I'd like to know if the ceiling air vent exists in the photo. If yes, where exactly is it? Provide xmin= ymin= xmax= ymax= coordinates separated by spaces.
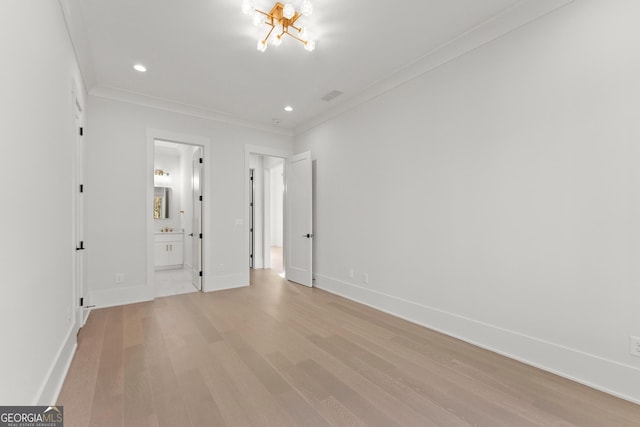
xmin=321 ymin=90 xmax=343 ymax=102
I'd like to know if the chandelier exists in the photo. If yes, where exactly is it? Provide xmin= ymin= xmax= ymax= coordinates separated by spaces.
xmin=242 ymin=1 xmax=316 ymax=52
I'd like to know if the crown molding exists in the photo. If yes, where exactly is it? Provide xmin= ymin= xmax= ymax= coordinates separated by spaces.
xmin=294 ymin=0 xmax=576 ymax=136
xmin=90 ymin=85 xmax=295 ymax=137
xmin=58 ymin=0 xmax=96 ymax=93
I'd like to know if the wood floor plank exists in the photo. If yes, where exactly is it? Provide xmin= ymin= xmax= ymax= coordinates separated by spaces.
xmin=88 ymin=307 xmax=124 ymax=427
xmin=297 ymin=358 xmax=403 ymax=427
xmin=201 ymin=351 xmax=257 ymax=427
xmin=57 ymin=309 xmax=108 ymax=427
xmin=208 ymin=340 xmax=299 ymax=426
xmin=59 ymin=269 xmax=640 ymax=427
xmin=309 ymin=334 xmax=471 ymax=427
xmin=143 ymin=312 xmax=192 ymax=427
xmin=176 ymin=369 xmax=226 ymax=427
xmin=123 ymin=344 xmax=154 ymax=426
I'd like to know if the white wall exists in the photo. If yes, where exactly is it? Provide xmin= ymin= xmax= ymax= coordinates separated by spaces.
xmin=85 ymin=96 xmax=293 ymax=306
xmin=295 ymin=0 xmax=640 ymax=403
xmin=0 ymin=1 xmax=85 ymax=404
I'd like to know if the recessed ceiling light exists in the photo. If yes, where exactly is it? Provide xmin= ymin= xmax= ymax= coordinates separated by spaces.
xmin=133 ymin=64 xmax=147 ymax=72
xmin=284 ymin=106 xmax=293 ymax=112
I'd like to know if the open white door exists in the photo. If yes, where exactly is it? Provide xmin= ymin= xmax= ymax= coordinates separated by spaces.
xmin=286 ymin=151 xmax=313 ymax=287
xmin=192 ymin=147 xmax=203 ymax=290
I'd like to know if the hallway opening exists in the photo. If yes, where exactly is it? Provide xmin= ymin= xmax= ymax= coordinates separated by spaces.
xmin=249 ymin=154 xmax=284 ymax=277
xmin=153 ymin=139 xmax=204 ymax=297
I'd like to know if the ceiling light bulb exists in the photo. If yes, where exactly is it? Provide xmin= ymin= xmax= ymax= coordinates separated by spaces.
xmin=257 ymin=39 xmax=268 ymax=52
xmin=284 ymin=106 xmax=293 ymax=112
xmin=133 ymin=64 xmax=147 ymax=72
xmin=299 ymin=26 xmax=308 ymax=39
xmin=272 ymin=35 xmax=283 ymax=46
xmin=241 ymin=0 xmax=254 ymax=15
xmin=301 ymin=0 xmax=313 ymax=16
xmin=304 ymin=40 xmax=316 ymax=52
xmin=252 ymin=13 xmax=263 ymax=26
xmin=283 ymin=3 xmax=295 ymax=19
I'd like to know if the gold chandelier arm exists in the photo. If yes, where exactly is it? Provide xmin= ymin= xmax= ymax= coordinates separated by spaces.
xmin=283 ymin=29 xmax=308 ymax=44
xmin=250 ymin=2 xmax=314 ymax=50
xmin=262 ymin=24 xmax=276 ymax=43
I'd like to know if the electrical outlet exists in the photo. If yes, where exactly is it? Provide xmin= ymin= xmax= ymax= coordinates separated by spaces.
xmin=115 ymin=273 xmax=124 ymax=284
xmin=630 ymin=336 xmax=640 ymax=357
xmin=362 ymin=273 xmax=369 ymax=284
xmin=348 ymin=268 xmax=354 ymax=279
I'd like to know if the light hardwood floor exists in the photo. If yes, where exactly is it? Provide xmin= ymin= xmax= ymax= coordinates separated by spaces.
xmin=58 ymin=269 xmax=640 ymax=426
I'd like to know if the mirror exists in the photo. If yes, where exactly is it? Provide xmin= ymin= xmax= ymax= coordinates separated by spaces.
xmin=154 ymin=187 xmax=171 ymax=219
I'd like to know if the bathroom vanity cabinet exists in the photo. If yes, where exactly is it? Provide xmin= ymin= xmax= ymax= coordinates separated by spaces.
xmin=154 ymin=232 xmax=184 ymax=269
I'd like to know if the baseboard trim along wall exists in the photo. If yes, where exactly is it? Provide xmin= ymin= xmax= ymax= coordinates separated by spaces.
xmin=314 ymin=274 xmax=640 ymax=405
xmin=90 ymin=284 xmax=153 ymax=309
xmin=35 ymin=324 xmax=77 ymax=405
xmin=207 ymin=273 xmax=247 ymax=292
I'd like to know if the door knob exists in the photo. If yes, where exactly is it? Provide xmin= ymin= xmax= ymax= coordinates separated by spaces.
xmin=302 ymin=233 xmax=313 ymax=238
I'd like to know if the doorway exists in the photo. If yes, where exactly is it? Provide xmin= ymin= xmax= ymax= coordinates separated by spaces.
xmin=249 ymin=154 xmax=285 ymax=276
xmin=153 ymin=139 xmax=204 ymax=297
xmin=245 ymin=145 xmax=313 ymax=288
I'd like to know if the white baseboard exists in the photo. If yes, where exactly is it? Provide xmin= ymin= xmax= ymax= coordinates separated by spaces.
xmin=90 ymin=284 xmax=153 ymax=309
xmin=34 ymin=324 xmax=77 ymax=405
xmin=89 ymin=272 xmax=248 ymax=307
xmin=206 ymin=273 xmax=248 ymax=292
xmin=314 ymin=274 xmax=640 ymax=405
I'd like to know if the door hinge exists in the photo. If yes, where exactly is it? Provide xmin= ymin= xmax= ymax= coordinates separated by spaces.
xmin=76 ymin=241 xmax=85 ymax=251
xmin=199 ymin=271 xmax=203 ymax=277
xmin=199 ymin=233 xmax=203 ymax=239
xmin=79 ymin=184 xmax=84 ymax=193
xmin=250 ymin=228 xmax=253 ymax=232
xmin=79 ymin=127 xmax=84 ymax=136
xmin=250 ymin=176 xmax=253 ymax=181
xmin=199 ymin=195 xmax=203 ymax=202
xmin=199 ymin=157 xmax=203 ymax=164
xmin=80 ymin=297 xmax=83 ymax=307
xmin=250 ymin=202 xmax=253 ymax=207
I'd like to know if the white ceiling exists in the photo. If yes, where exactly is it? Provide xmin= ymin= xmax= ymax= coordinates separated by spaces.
xmin=61 ymin=0 xmax=572 ymax=134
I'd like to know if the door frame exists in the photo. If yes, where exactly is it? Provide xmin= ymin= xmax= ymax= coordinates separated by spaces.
xmin=191 ymin=146 xmax=204 ymax=290
xmin=244 ymin=145 xmax=293 ymax=282
xmin=71 ymin=81 xmax=86 ymax=331
xmin=249 ymin=168 xmax=255 ymax=268
xmin=146 ymin=129 xmax=211 ymax=295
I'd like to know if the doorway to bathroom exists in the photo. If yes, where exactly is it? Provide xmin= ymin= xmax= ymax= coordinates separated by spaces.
xmin=249 ymin=154 xmax=285 ymax=276
xmin=153 ymin=139 xmax=204 ymax=297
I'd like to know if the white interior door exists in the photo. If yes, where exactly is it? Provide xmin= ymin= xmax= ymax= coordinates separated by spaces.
xmin=192 ymin=147 xmax=203 ymax=290
xmin=286 ymin=151 xmax=313 ymax=286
